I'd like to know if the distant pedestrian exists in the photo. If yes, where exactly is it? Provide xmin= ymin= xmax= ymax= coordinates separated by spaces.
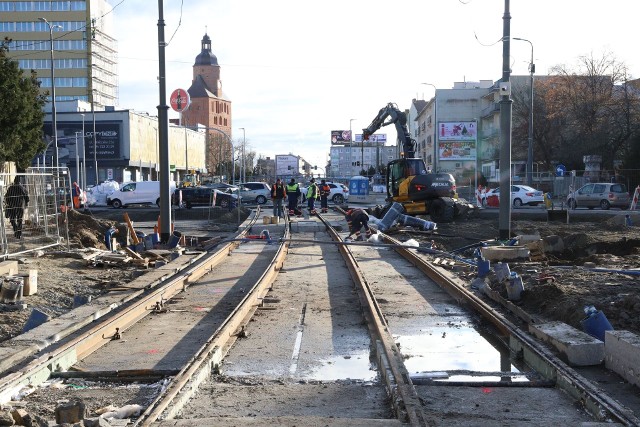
xmin=286 ymin=178 xmax=301 ymax=215
xmin=271 ymin=178 xmax=287 ymax=218
xmin=319 ymin=179 xmax=331 ymax=213
xmin=345 ymin=208 xmax=372 ymax=241
xmin=306 ymin=178 xmax=319 ymax=214
xmin=72 ymin=181 xmax=83 ymax=209
xmin=4 ymin=176 xmax=29 ymax=239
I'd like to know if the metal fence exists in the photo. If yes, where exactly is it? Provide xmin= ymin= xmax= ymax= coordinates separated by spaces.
xmin=0 ymin=170 xmax=69 ymax=258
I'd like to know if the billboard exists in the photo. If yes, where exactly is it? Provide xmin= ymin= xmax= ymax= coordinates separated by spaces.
xmin=438 ymin=121 xmax=477 ymax=141
xmin=331 ymin=130 xmax=352 ymax=145
xmin=438 ymin=141 xmax=477 ymax=161
xmin=353 ymin=134 xmax=387 ymax=145
xmin=44 ymin=122 xmax=121 ymax=160
xmin=437 ymin=121 xmax=477 ymax=161
xmin=275 ymin=154 xmax=299 ymax=177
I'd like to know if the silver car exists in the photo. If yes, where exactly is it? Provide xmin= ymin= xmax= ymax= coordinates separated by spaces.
xmin=567 ymin=182 xmax=630 ymax=210
xmin=237 ymin=182 xmax=271 ymax=204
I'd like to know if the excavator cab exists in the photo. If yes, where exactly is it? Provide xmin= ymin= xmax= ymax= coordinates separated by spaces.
xmin=387 ymin=158 xmax=427 ymax=199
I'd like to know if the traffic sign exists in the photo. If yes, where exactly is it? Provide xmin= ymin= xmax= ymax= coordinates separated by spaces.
xmin=556 ymin=164 xmax=566 ymax=177
xmin=170 ymin=88 xmax=190 ymax=112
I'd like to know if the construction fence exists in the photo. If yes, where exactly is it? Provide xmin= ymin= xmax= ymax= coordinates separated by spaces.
xmin=0 ymin=169 xmax=70 ymax=258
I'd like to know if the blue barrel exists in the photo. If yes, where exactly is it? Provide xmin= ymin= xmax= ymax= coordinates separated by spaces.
xmin=580 ymin=310 xmax=614 ymax=341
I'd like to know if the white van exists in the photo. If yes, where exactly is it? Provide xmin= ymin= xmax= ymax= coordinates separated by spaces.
xmin=107 ymin=181 xmax=176 ymax=208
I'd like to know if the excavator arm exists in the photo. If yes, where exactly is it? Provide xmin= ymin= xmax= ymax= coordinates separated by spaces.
xmin=362 ymin=102 xmax=416 ymax=158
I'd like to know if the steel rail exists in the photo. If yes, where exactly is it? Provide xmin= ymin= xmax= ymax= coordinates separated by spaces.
xmin=380 ymin=230 xmax=640 ymax=425
xmin=315 ymin=212 xmax=429 ymax=427
xmin=136 ymin=215 xmax=291 ymax=424
xmin=0 ymin=207 xmax=262 ymax=404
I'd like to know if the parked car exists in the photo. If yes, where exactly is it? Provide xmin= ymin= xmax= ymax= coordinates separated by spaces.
xmin=481 ymin=185 xmax=544 ymax=207
xmin=174 ymin=187 xmax=238 ymax=209
xmin=567 ymin=182 xmax=630 ymax=210
xmin=107 ymin=181 xmax=176 ymax=208
xmin=236 ymin=182 xmax=271 ymax=204
xmin=299 ymin=181 xmax=350 ymax=204
xmin=204 ymin=182 xmax=239 ymax=192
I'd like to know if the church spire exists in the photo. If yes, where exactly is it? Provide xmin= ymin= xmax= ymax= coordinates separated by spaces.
xmin=194 ymin=33 xmax=218 ymax=66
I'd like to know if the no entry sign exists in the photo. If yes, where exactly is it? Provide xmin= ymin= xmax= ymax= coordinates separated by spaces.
xmin=170 ymin=88 xmax=190 ymax=112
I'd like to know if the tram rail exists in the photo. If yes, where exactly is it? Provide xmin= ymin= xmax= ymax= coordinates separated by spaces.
xmin=0 ymin=206 xmax=638 ymax=425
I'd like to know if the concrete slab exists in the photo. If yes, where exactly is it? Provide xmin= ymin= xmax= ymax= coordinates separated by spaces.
xmin=604 ymin=330 xmax=640 ymax=387
xmin=529 ymin=321 xmax=604 ymax=366
xmin=290 ymin=220 xmax=326 ymax=233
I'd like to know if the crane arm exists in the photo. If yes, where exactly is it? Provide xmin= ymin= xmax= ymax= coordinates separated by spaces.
xmin=362 ymin=102 xmax=416 ymax=158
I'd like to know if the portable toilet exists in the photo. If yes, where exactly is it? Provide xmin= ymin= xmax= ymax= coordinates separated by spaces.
xmin=349 ymin=176 xmax=370 ymax=202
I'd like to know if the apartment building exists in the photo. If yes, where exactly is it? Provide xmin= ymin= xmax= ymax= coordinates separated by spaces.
xmin=0 ymin=0 xmax=118 ymax=108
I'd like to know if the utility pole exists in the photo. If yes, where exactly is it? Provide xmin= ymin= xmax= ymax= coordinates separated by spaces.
xmin=498 ymin=0 xmax=513 ymax=240
xmin=156 ymin=0 xmax=171 ymax=242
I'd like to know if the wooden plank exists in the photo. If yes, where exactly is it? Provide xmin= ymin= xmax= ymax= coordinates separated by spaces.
xmin=123 ymin=212 xmax=140 ymax=244
xmin=124 ymin=247 xmax=144 ymax=260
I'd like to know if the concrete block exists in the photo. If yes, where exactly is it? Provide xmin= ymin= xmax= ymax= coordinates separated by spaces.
xmin=529 ymin=321 xmax=605 ymax=366
xmin=19 ymin=269 xmax=37 ymax=296
xmin=604 ymin=330 xmax=640 ymax=387
xmin=84 ymin=416 xmax=112 ymax=427
xmin=480 ymin=246 xmax=530 ymax=261
xmin=516 ymin=233 xmax=541 ymax=244
xmin=0 ymin=260 xmax=18 ymax=276
xmin=55 ymin=400 xmax=86 ymax=424
xmin=11 ymin=408 xmax=31 ymax=426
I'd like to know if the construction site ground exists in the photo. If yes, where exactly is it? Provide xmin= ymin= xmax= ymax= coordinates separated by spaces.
xmin=2 ymin=207 xmax=639 ymax=344
xmin=0 ymin=205 xmax=639 ymax=424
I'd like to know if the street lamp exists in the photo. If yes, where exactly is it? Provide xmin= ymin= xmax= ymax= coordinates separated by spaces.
xmin=349 ymin=118 xmax=357 ymax=175
xmin=239 ymin=127 xmax=246 ymax=183
xmin=39 ymin=17 xmax=62 ymax=171
xmin=513 ymin=37 xmax=535 ymax=186
xmin=74 ymin=132 xmax=82 ymax=185
xmin=91 ymin=89 xmax=98 ymax=185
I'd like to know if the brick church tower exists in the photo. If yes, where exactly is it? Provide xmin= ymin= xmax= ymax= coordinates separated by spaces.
xmin=182 ymin=33 xmax=232 ymax=176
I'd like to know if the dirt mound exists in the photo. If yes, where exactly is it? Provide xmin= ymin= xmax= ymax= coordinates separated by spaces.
xmin=66 ymin=209 xmax=120 ymax=250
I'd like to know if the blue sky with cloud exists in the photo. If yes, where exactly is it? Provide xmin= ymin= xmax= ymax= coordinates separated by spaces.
xmin=113 ymin=0 xmax=639 ymax=169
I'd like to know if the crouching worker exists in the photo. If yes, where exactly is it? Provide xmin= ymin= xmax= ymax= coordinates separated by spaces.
xmin=345 ymin=208 xmax=373 ymax=241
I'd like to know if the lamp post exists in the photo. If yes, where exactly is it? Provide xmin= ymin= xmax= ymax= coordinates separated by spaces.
xmin=421 ymin=83 xmax=437 ymax=171
xmin=349 ymin=118 xmax=356 ymax=175
xmin=239 ymin=127 xmax=245 ymax=183
xmin=513 ymin=37 xmax=535 ymax=186
xmin=91 ymin=89 xmax=98 ymax=185
xmin=39 ymin=17 xmax=62 ymax=171
xmin=74 ymin=132 xmax=82 ymax=185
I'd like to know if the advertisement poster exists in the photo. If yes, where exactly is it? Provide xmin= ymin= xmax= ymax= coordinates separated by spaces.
xmin=438 ymin=141 xmax=477 ymax=161
xmin=331 ymin=130 xmax=352 ymax=145
xmin=439 ymin=122 xmax=477 ymax=141
xmin=353 ymin=134 xmax=387 ymax=145
xmin=44 ymin=122 xmax=121 ymax=160
xmin=275 ymin=154 xmax=299 ymax=176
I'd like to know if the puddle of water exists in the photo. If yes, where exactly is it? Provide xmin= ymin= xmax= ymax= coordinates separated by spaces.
xmin=398 ymin=322 xmax=522 ymax=379
xmin=306 ymin=351 xmax=377 ymax=381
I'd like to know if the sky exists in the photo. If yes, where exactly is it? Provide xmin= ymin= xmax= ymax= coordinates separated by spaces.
xmin=111 ymin=0 xmax=639 ymax=170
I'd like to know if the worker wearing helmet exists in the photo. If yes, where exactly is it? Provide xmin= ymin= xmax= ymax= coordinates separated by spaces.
xmin=345 ymin=208 xmax=373 ymax=241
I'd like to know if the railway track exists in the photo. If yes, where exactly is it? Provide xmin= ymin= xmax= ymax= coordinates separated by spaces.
xmin=0 ymin=206 xmax=638 ymax=426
